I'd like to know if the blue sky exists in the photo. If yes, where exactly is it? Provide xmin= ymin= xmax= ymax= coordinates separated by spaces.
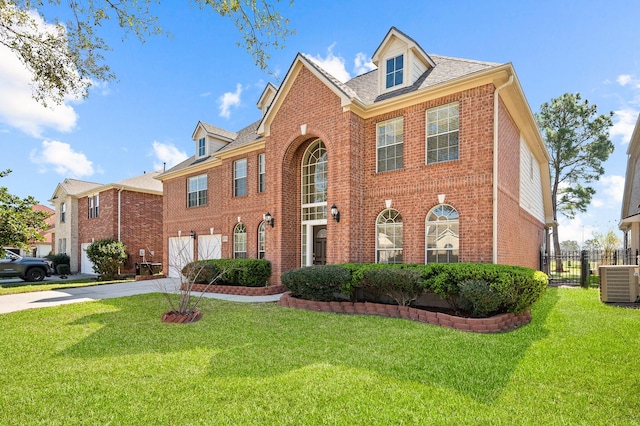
xmin=1 ymin=0 xmax=638 ymax=246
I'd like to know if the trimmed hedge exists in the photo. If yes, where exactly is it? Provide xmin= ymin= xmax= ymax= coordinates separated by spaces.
xmin=182 ymin=259 xmax=271 ymax=287
xmin=281 ymin=265 xmax=351 ymax=302
xmin=281 ymin=262 xmax=547 ymax=317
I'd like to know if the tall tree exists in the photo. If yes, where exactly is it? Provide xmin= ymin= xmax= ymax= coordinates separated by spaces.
xmin=536 ymin=93 xmax=614 ymax=271
xmin=0 ymin=169 xmax=51 ymax=254
xmin=0 ymin=0 xmax=294 ymax=106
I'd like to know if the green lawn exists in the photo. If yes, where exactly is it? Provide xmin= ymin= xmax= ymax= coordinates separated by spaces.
xmin=0 ymin=277 xmax=135 ymax=295
xmin=0 ymin=288 xmax=638 ymax=425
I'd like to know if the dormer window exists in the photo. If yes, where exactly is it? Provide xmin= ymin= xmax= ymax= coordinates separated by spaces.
xmin=197 ymin=137 xmax=206 ymax=157
xmin=385 ymin=54 xmax=404 ymax=89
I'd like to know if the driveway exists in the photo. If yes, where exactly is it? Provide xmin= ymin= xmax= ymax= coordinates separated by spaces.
xmin=0 ymin=277 xmax=282 ymax=314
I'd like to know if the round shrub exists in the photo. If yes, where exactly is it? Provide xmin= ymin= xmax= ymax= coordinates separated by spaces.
xmin=281 ymin=265 xmax=351 ymax=301
xmin=459 ymin=279 xmax=502 ymax=317
xmin=361 ymin=268 xmax=424 ymax=306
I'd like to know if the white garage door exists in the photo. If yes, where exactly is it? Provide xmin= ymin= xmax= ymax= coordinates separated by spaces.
xmin=167 ymin=236 xmax=194 ymax=278
xmin=198 ymin=234 xmax=222 ymax=260
xmin=80 ymin=242 xmax=97 ymax=275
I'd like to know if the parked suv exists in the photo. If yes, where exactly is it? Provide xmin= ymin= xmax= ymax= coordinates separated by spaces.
xmin=0 ymin=251 xmax=54 ymax=282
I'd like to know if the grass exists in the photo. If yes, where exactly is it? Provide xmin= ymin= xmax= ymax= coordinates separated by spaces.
xmin=0 ymin=277 xmax=135 ymax=296
xmin=0 ymin=288 xmax=639 ymax=425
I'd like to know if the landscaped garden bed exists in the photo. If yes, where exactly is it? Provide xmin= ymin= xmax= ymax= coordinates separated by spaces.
xmin=280 ymin=262 xmax=546 ymax=332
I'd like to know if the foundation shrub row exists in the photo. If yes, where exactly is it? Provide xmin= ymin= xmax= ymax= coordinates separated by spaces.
xmin=280 ymin=263 xmax=547 ymax=318
xmin=182 ymin=259 xmax=271 ymax=287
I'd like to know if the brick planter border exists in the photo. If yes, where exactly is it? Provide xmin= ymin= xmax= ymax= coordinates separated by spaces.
xmin=278 ymin=292 xmax=531 ymax=333
xmin=186 ymin=283 xmax=286 ymax=296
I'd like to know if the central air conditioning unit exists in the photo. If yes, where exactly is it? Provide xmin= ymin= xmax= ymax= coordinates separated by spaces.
xmin=599 ymin=265 xmax=639 ymax=303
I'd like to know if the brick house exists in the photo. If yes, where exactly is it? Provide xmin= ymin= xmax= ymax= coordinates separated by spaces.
xmin=157 ymin=27 xmax=553 ymax=282
xmin=74 ymin=172 xmax=163 ymax=275
xmin=49 ymin=179 xmax=103 ymax=272
xmin=620 ymin=113 xmax=640 ymax=256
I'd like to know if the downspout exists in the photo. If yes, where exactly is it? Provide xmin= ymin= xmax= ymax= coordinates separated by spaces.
xmin=493 ymin=75 xmax=514 ymax=264
xmin=117 ymin=186 xmax=124 ymax=275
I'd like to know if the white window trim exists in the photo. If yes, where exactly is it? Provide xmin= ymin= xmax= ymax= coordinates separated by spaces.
xmin=234 ymin=158 xmax=248 ymax=197
xmin=426 ymin=102 xmax=460 ymax=165
xmin=197 ymin=137 xmax=207 ymax=158
xmin=187 ymin=174 xmax=208 ymax=208
xmin=376 ymin=116 xmax=404 ymax=173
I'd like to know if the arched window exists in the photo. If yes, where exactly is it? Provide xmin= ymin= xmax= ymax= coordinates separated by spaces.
xmin=257 ymin=221 xmax=266 ymax=259
xmin=425 ymin=204 xmax=459 ymax=263
xmin=234 ymin=223 xmax=247 ymax=259
xmin=302 ymin=139 xmax=328 ymax=219
xmin=376 ymin=209 xmax=402 ymax=264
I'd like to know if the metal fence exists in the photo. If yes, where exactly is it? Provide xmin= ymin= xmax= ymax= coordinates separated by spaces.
xmin=540 ymin=249 xmax=636 ymax=286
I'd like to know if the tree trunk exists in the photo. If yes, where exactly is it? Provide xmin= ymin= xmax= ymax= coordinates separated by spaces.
xmin=552 ymin=223 xmax=564 ymax=272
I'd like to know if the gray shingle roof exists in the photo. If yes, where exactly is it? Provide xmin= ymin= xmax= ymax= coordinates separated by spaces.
xmin=345 ymin=54 xmax=501 ymax=105
xmin=113 ymin=170 xmax=163 ymax=192
xmin=199 ymin=122 xmax=237 ymax=141
xmin=60 ymin=179 xmax=102 ymax=196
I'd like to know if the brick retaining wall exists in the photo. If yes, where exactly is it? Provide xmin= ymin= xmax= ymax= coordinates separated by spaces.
xmin=278 ymin=292 xmax=531 ymax=333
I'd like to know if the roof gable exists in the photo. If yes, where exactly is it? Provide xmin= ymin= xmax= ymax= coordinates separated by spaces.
xmin=371 ymin=26 xmax=435 ymax=69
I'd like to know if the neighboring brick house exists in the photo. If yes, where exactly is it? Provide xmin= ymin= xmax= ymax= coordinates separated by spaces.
xmin=74 ymin=172 xmax=164 ymax=275
xmin=620 ymin=113 xmax=640 ymax=258
xmin=49 ymin=179 xmax=102 ymax=272
xmin=157 ymin=27 xmax=553 ymax=282
xmin=29 ymin=205 xmax=55 ymax=257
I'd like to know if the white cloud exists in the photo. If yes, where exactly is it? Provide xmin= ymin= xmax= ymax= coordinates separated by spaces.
xmin=617 ymin=74 xmax=632 ymax=86
xmin=354 ymin=52 xmax=376 ymax=76
xmin=30 ymin=140 xmax=94 ymax=177
xmin=0 ymin=11 xmax=80 ymax=137
xmin=305 ymin=43 xmax=351 ymax=83
xmin=610 ymin=107 xmax=639 ymax=143
xmin=218 ymin=84 xmax=243 ymax=119
xmin=594 ymin=175 xmax=625 ymax=207
xmin=151 ymin=141 xmax=188 ymax=171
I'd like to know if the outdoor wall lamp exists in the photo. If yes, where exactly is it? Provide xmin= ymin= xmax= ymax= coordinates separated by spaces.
xmin=190 ymin=230 xmax=196 ymax=239
xmin=330 ymin=204 xmax=340 ymax=222
xmin=264 ymin=212 xmax=274 ymax=227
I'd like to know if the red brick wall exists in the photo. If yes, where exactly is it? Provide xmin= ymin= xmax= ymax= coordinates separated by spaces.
xmin=496 ymin=99 xmax=545 ymax=269
xmin=78 ymin=188 xmax=163 ymax=274
xmin=161 ymin=66 xmax=545 ymax=283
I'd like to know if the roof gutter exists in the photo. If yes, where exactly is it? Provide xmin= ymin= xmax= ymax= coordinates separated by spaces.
xmin=493 ymin=75 xmax=514 ymax=264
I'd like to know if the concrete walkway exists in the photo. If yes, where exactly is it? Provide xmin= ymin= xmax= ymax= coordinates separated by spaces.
xmin=0 ymin=277 xmax=283 ymax=314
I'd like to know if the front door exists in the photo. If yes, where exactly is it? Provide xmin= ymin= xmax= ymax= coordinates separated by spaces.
xmin=313 ymin=226 xmax=327 ymax=265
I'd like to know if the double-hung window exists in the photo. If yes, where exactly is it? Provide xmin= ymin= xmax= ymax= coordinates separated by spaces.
xmin=88 ymin=195 xmax=99 ymax=218
xmin=258 ymin=153 xmax=266 ymax=193
xmin=187 ymin=174 xmax=208 ymax=207
xmin=197 ymin=137 xmax=206 ymax=157
xmin=385 ymin=54 xmax=404 ymax=89
xmin=426 ymin=102 xmax=459 ymax=164
xmin=234 ymin=159 xmax=247 ymax=197
xmin=376 ymin=117 xmax=404 ymax=172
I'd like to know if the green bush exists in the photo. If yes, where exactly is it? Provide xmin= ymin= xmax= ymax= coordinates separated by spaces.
xmin=46 ymin=253 xmax=70 ymax=271
xmin=56 ymin=263 xmax=70 ymax=277
xmin=85 ymin=238 xmax=127 ymax=280
xmin=281 ymin=265 xmax=351 ymax=301
xmin=459 ymin=279 xmax=502 ymax=317
xmin=361 ymin=268 xmax=424 ymax=306
xmin=182 ymin=259 xmax=271 ymax=287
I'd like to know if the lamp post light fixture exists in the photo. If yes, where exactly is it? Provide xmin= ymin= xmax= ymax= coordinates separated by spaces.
xmin=190 ymin=230 xmax=196 ymax=239
xmin=264 ymin=212 xmax=274 ymax=227
xmin=330 ymin=204 xmax=340 ymax=222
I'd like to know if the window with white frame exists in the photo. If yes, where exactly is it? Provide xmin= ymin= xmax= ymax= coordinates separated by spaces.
xmin=426 ymin=102 xmax=459 ymax=164
xmin=198 ymin=137 xmax=206 ymax=157
xmin=187 ymin=174 xmax=208 ymax=208
xmin=385 ymin=54 xmax=404 ymax=89
xmin=257 ymin=221 xmax=266 ymax=259
xmin=58 ymin=238 xmax=67 ymax=254
xmin=376 ymin=208 xmax=403 ymax=264
xmin=234 ymin=158 xmax=247 ymax=197
xmin=425 ymin=204 xmax=459 ymax=264
xmin=258 ymin=153 xmax=266 ymax=193
xmin=60 ymin=202 xmax=66 ymax=223
xmin=88 ymin=195 xmax=99 ymax=218
xmin=234 ymin=223 xmax=247 ymax=258
xmin=377 ymin=117 xmax=404 ymax=172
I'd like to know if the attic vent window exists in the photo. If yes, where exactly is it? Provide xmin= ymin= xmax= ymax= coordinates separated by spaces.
xmin=198 ymin=138 xmax=206 ymax=157
xmin=385 ymin=54 xmax=404 ymax=89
